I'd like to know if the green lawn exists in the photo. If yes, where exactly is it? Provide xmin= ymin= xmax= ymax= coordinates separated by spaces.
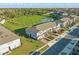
xmin=3 ymin=15 xmax=44 ymax=55
xmin=4 ymin=15 xmax=44 ymax=30
xmin=9 ymin=36 xmax=43 ymax=55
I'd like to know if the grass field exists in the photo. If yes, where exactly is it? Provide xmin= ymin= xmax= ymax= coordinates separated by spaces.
xmin=4 ymin=15 xmax=44 ymax=30
xmin=3 ymin=15 xmax=44 ymax=55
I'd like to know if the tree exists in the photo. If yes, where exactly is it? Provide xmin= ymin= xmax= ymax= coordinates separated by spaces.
xmin=46 ymin=13 xmax=63 ymax=21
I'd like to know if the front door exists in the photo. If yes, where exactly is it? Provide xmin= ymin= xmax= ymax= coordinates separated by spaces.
xmin=9 ymin=47 xmax=11 ymax=51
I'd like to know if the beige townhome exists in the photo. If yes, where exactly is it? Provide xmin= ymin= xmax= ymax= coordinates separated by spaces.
xmin=59 ymin=17 xmax=74 ymax=27
xmin=25 ymin=22 xmax=56 ymax=40
xmin=0 ymin=25 xmax=21 ymax=55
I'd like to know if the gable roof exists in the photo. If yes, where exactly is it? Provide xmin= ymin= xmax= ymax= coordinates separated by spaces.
xmin=0 ymin=25 xmax=20 ymax=45
xmin=60 ymin=17 xmax=70 ymax=22
xmin=59 ymin=16 xmax=74 ymax=24
xmin=28 ymin=22 xmax=56 ymax=33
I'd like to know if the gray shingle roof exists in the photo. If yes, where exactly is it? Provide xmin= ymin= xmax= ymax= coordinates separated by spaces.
xmin=28 ymin=22 xmax=56 ymax=33
xmin=0 ymin=25 xmax=20 ymax=45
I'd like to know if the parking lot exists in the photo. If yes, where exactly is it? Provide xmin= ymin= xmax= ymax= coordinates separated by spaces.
xmin=42 ymin=25 xmax=79 ymax=55
xmin=42 ymin=38 xmax=71 ymax=55
xmin=68 ymin=27 xmax=79 ymax=37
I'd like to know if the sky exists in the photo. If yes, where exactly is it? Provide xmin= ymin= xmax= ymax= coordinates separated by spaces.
xmin=0 ymin=3 xmax=79 ymax=8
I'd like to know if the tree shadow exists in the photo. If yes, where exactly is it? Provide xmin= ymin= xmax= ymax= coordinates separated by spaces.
xmin=14 ymin=27 xmax=31 ymax=38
